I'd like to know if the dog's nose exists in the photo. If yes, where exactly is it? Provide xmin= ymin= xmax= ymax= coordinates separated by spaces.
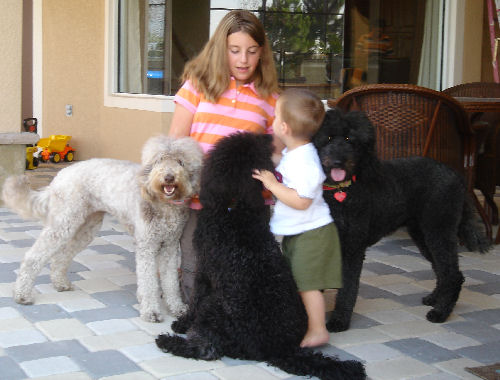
xmin=333 ymin=160 xmax=343 ymax=167
xmin=165 ymin=174 xmax=175 ymax=183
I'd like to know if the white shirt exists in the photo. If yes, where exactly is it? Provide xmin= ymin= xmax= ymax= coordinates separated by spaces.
xmin=270 ymin=143 xmax=333 ymax=235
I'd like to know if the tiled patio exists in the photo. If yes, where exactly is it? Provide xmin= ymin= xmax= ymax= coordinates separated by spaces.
xmin=0 ymin=162 xmax=499 ymax=379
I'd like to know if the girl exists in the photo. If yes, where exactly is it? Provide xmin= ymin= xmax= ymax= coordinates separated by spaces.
xmin=168 ymin=10 xmax=282 ymax=302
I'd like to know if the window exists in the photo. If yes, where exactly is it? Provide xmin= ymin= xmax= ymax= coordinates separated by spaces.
xmin=114 ymin=0 xmax=345 ymax=99
xmin=116 ymin=0 xmax=209 ymax=96
xmin=109 ymin=0 xmax=444 ymax=104
xmin=342 ymin=0 xmax=444 ymax=91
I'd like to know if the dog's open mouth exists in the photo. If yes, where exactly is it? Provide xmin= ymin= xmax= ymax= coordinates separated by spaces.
xmin=163 ymin=184 xmax=177 ymax=196
xmin=331 ymin=168 xmax=346 ymax=182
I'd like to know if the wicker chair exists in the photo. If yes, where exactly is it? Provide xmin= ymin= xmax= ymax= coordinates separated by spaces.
xmin=331 ymin=83 xmax=492 ymax=240
xmin=443 ymin=82 xmax=500 ymax=239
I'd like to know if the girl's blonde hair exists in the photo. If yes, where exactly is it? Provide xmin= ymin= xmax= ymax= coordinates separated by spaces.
xmin=181 ymin=10 xmax=279 ymax=103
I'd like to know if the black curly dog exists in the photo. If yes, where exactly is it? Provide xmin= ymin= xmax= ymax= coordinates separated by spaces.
xmin=156 ymin=132 xmax=366 ymax=380
xmin=313 ymin=109 xmax=491 ymax=332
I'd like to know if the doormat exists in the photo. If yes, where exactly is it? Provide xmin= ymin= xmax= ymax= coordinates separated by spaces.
xmin=465 ymin=363 xmax=500 ymax=380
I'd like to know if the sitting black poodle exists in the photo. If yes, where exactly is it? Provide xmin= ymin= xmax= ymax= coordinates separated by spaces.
xmin=313 ymin=109 xmax=491 ymax=332
xmin=156 ymin=132 xmax=366 ymax=380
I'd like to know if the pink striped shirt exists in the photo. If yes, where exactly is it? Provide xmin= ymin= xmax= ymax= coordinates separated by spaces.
xmin=174 ymin=77 xmax=278 ymax=153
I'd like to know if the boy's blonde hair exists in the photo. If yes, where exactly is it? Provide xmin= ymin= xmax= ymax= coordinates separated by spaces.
xmin=278 ymin=88 xmax=325 ymax=139
xmin=181 ymin=10 xmax=278 ymax=103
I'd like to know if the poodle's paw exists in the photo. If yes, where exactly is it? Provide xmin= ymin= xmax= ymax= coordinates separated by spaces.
xmin=171 ymin=316 xmax=190 ymax=334
xmin=426 ymin=308 xmax=448 ymax=323
xmin=156 ymin=333 xmax=176 ymax=352
xmin=53 ymin=282 xmax=74 ymax=292
xmin=326 ymin=315 xmax=350 ymax=332
xmin=141 ymin=309 xmax=164 ymax=323
xmin=422 ymin=293 xmax=437 ymax=306
xmin=14 ymin=292 xmax=34 ymax=305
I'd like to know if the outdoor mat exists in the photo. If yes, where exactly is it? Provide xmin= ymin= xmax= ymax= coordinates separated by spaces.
xmin=465 ymin=363 xmax=500 ymax=380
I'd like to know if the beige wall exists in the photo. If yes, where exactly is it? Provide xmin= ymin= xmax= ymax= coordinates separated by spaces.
xmin=0 ymin=0 xmax=22 ymax=133
xmin=42 ymin=0 xmax=171 ymax=162
xmin=462 ymin=0 xmax=483 ymax=83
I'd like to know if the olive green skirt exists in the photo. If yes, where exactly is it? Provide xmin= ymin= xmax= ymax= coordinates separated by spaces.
xmin=282 ymin=222 xmax=342 ymax=291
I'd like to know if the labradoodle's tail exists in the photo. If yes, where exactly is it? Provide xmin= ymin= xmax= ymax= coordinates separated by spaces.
xmin=459 ymin=198 xmax=491 ymax=253
xmin=1 ymin=175 xmax=50 ymax=223
xmin=268 ymin=348 xmax=366 ymax=380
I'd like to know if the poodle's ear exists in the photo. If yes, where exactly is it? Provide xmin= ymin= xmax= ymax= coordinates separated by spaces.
xmin=137 ymin=164 xmax=157 ymax=203
xmin=346 ymin=111 xmax=376 ymax=151
xmin=171 ymin=137 xmax=204 ymax=192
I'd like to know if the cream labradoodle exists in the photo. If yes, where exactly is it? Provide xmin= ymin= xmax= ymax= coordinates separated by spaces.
xmin=1 ymin=135 xmax=203 ymax=323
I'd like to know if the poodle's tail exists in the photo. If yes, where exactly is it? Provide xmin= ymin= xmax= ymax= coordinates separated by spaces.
xmin=458 ymin=198 xmax=491 ymax=253
xmin=1 ymin=175 xmax=50 ymax=223
xmin=267 ymin=348 xmax=366 ymax=380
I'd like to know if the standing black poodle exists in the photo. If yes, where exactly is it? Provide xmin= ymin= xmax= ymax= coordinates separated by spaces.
xmin=313 ymin=109 xmax=491 ymax=332
xmin=156 ymin=132 xmax=366 ymax=380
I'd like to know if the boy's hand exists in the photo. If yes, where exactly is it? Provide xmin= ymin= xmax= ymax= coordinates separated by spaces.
xmin=253 ymin=169 xmax=312 ymax=210
xmin=252 ymin=169 xmax=277 ymax=190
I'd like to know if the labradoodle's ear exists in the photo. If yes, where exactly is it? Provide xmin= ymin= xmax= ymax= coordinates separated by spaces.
xmin=171 ymin=137 xmax=204 ymax=188
xmin=138 ymin=164 xmax=156 ymax=203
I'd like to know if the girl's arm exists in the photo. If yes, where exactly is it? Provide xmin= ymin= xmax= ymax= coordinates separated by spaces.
xmin=252 ymin=169 xmax=312 ymax=210
xmin=168 ymin=104 xmax=194 ymax=137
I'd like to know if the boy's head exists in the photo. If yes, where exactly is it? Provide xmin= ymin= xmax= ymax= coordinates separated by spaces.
xmin=276 ymin=88 xmax=325 ymax=140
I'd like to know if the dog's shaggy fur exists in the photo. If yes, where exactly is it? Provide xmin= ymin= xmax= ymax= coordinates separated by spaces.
xmin=313 ymin=109 xmax=491 ymax=332
xmin=155 ymin=132 xmax=366 ymax=380
xmin=1 ymin=135 xmax=203 ymax=323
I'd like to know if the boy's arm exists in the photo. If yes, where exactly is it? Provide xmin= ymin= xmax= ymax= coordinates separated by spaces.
xmin=252 ymin=169 xmax=312 ymax=210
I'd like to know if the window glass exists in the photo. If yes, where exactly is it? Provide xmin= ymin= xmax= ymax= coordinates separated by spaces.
xmin=343 ymin=0 xmax=443 ymax=91
xmin=211 ymin=1 xmax=345 ymax=99
xmin=117 ymin=0 xmax=209 ymax=96
xmin=114 ymin=0 xmax=442 ymax=99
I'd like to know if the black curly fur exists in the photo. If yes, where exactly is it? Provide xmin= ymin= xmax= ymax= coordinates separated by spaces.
xmin=313 ymin=109 xmax=491 ymax=332
xmin=156 ymin=132 xmax=366 ymax=380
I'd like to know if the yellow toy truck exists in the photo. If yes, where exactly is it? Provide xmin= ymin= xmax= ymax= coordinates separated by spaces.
xmin=37 ymin=135 xmax=75 ymax=163
xmin=26 ymin=146 xmax=39 ymax=170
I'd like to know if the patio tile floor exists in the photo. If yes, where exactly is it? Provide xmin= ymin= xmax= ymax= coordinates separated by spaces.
xmin=0 ymin=162 xmax=498 ymax=379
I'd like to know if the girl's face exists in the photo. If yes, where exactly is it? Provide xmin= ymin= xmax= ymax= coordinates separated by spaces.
xmin=227 ymin=31 xmax=262 ymax=87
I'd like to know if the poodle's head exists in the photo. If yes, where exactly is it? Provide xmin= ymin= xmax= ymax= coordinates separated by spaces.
xmin=199 ymin=132 xmax=275 ymax=210
xmin=139 ymin=135 xmax=203 ymax=205
xmin=313 ymin=108 xmax=376 ymax=183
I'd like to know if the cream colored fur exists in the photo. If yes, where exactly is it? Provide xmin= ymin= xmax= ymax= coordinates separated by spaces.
xmin=1 ymin=135 xmax=203 ymax=322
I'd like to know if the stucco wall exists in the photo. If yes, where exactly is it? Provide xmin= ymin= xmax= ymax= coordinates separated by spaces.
xmin=0 ymin=0 xmax=22 ymax=133
xmin=42 ymin=0 xmax=171 ymax=162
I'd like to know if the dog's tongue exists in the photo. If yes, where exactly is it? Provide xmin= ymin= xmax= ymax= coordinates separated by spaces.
xmin=331 ymin=168 xmax=346 ymax=182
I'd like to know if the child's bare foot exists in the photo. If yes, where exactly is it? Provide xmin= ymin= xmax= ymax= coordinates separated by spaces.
xmin=300 ymin=329 xmax=330 ymax=347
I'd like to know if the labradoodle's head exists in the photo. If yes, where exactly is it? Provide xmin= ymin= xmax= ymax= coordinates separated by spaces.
xmin=139 ymin=135 xmax=203 ymax=205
